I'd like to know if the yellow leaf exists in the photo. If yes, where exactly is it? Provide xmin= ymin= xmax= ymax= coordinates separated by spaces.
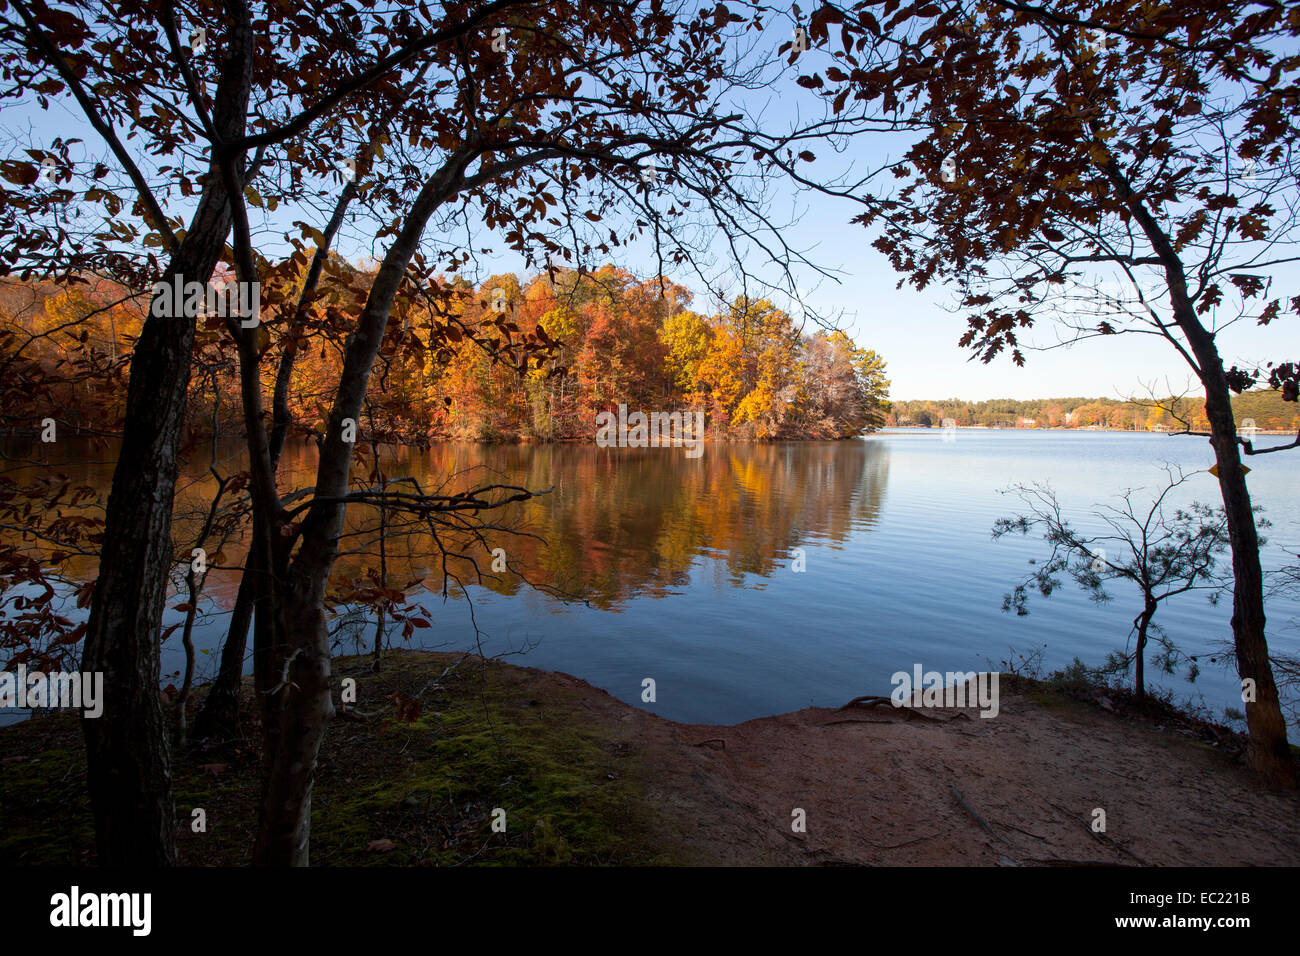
xmin=1208 ymin=463 xmax=1251 ymax=477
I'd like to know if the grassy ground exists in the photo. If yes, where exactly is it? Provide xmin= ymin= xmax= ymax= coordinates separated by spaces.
xmin=0 ymin=650 xmax=689 ymax=866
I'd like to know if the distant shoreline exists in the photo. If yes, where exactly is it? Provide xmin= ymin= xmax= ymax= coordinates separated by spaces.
xmin=881 ymin=425 xmax=1298 ymax=436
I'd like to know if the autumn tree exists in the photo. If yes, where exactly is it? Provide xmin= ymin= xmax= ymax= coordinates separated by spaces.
xmin=526 ymin=295 xmax=587 ymax=437
xmin=832 ymin=329 xmax=891 ymax=430
xmin=200 ymin=0 xmax=878 ymax=864
xmin=2 ymin=0 xmax=275 ymax=863
xmin=695 ymin=297 xmax=797 ymax=434
xmin=809 ymin=0 xmax=1300 ymax=785
xmin=576 ymin=275 xmax=676 ymax=417
xmin=789 ymin=330 xmax=889 ymax=436
xmin=659 ymin=307 xmax=714 ymax=398
xmin=2 ymin=0 xmax=605 ymax=863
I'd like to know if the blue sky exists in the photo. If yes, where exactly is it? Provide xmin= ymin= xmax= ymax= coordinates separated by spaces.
xmin=752 ymin=186 xmax=1299 ymax=402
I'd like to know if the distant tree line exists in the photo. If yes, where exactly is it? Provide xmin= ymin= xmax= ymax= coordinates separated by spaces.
xmin=888 ymin=393 xmax=1298 ymax=433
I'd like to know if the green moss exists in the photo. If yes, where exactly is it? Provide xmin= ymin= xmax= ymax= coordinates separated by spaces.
xmin=307 ymin=653 xmax=676 ymax=865
xmin=1 ymin=651 xmax=684 ymax=866
xmin=0 ymin=721 xmax=94 ymax=865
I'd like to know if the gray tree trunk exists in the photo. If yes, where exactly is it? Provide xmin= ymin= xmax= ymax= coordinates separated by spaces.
xmin=80 ymin=1 xmax=256 ymax=863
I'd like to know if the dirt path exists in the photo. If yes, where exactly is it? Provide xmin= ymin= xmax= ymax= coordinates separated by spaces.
xmin=535 ymin=668 xmax=1300 ymax=866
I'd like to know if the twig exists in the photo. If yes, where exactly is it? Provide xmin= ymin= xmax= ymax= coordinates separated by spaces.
xmin=951 ymin=784 xmax=1007 ymax=844
xmin=997 ymin=821 xmax=1049 ymax=841
xmin=864 ymin=831 xmax=941 ymax=849
xmin=1048 ymin=800 xmax=1150 ymax=865
xmin=1023 ymin=858 xmax=1134 ymax=867
xmin=263 ymin=648 xmax=305 ymax=696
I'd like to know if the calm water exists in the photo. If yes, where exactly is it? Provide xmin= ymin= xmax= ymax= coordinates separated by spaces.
xmin=6 ymin=429 xmax=1300 ymax=727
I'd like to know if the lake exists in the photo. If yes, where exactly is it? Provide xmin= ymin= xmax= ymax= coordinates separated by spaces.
xmin=5 ymin=429 xmax=1300 ymax=728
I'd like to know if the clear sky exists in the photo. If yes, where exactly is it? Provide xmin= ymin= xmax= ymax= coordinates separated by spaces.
xmin=764 ymin=189 xmax=1299 ymax=402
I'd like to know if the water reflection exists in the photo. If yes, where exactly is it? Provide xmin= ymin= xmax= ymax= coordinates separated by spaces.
xmin=3 ymin=438 xmax=891 ymax=613
xmin=298 ymin=440 xmax=890 ymax=610
xmin=6 ymin=432 xmax=1300 ymax=726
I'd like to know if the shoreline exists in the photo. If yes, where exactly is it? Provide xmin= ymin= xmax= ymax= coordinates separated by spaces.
xmin=8 ymin=422 xmax=1297 ymax=446
xmin=882 ymin=425 xmax=1300 ymax=435
xmin=2 ymin=649 xmax=1296 ymax=866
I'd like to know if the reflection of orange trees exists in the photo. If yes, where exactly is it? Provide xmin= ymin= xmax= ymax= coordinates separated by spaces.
xmin=315 ymin=440 xmax=889 ymax=610
xmin=2 ymin=439 xmax=890 ymax=621
xmin=0 ymin=437 xmax=250 ymax=672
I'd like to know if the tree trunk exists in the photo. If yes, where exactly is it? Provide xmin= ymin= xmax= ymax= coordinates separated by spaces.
xmin=251 ymin=593 xmax=333 ymax=866
xmin=1134 ymin=600 xmax=1155 ymax=702
xmin=373 ymin=464 xmax=387 ymax=671
xmin=1169 ymin=292 xmax=1293 ymax=785
xmin=196 ymin=179 xmax=357 ymax=744
xmin=251 ymin=163 xmax=471 ymax=863
xmin=1201 ymin=365 xmax=1294 ymax=786
xmin=191 ymin=559 xmax=255 ymax=741
xmin=80 ymin=223 xmax=230 ymax=865
xmin=1104 ymin=159 xmax=1295 ymax=788
xmin=174 ymin=568 xmax=201 ymax=746
xmin=79 ymin=0 xmax=256 ymax=863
